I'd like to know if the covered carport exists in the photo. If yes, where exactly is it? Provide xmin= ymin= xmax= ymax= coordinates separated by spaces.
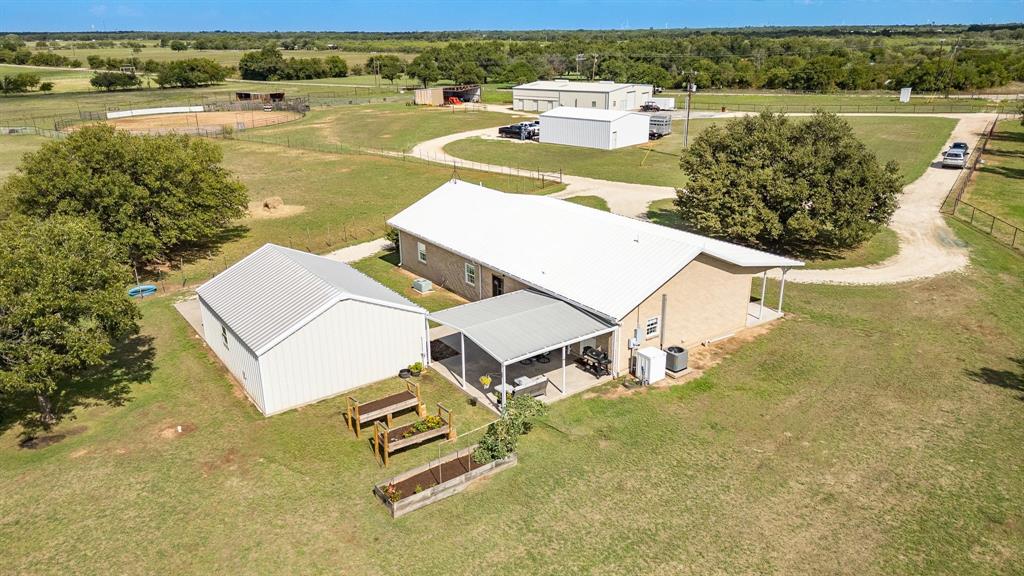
xmin=429 ymin=291 xmax=616 ymax=411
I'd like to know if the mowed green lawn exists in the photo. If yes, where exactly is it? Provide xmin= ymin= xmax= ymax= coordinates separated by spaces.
xmin=963 ymin=120 xmax=1024 ymax=228
xmin=0 ymin=219 xmax=1021 ymax=574
xmin=446 ymin=116 xmax=957 ymax=188
xmin=244 ymin=102 xmax=532 ymax=152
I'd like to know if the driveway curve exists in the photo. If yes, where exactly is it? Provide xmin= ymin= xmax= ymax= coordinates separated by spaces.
xmin=411 ymin=110 xmax=996 ymax=285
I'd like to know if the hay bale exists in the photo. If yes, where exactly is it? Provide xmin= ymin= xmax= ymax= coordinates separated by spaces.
xmin=262 ymin=196 xmax=283 ymax=210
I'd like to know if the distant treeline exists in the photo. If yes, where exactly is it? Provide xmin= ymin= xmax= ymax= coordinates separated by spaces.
xmin=4 ymin=26 xmax=1024 ymax=91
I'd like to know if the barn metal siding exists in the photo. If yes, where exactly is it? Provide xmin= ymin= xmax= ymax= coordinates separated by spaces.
xmin=258 ymin=300 xmax=426 ymax=415
xmin=539 ymin=113 xmax=649 ymax=150
xmin=200 ymin=298 xmax=266 ymax=413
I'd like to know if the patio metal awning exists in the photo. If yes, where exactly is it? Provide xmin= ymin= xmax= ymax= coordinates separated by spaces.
xmin=428 ymin=290 xmax=615 ymax=365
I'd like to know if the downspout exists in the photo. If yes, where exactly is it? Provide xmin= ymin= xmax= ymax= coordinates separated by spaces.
xmin=659 ymin=293 xmax=667 ymax=350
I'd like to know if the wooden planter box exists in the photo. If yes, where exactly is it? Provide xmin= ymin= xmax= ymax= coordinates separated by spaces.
xmin=374 ymin=444 xmax=517 ymax=518
xmin=373 ymin=403 xmax=455 ymax=466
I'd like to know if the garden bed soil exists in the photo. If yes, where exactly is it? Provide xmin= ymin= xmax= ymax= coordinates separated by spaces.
xmin=391 ymin=452 xmax=481 ymax=496
xmin=359 ymin=390 xmax=415 ymax=416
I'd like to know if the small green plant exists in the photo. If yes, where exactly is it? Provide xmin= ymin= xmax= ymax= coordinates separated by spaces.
xmin=408 ymin=361 xmax=423 ymax=373
xmin=403 ymin=414 xmax=444 ymax=438
xmin=383 ymin=483 xmax=402 ymax=502
xmin=414 ymin=484 xmax=424 ymax=494
xmin=472 ymin=395 xmax=547 ymax=464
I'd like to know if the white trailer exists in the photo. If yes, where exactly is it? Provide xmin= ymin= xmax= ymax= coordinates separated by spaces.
xmin=648 ymin=97 xmax=677 ymax=111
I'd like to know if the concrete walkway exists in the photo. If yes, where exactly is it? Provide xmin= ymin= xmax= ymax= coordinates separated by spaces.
xmin=323 ymin=238 xmax=391 ymax=263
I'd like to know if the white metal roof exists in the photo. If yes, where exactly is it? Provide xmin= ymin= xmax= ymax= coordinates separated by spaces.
xmin=388 ymin=180 xmax=803 ymax=321
xmin=429 ymin=290 xmax=614 ymax=364
xmin=540 ymin=106 xmax=646 ymax=123
xmin=515 ymin=80 xmax=650 ymax=94
xmin=197 ymin=244 xmax=425 ymax=355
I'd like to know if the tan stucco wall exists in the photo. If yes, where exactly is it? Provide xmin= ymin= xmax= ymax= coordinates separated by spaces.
xmin=397 ymin=230 xmax=529 ymax=301
xmin=615 ymin=254 xmax=759 ymax=371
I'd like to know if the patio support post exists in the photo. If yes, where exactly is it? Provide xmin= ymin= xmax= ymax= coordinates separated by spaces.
xmin=500 ymin=363 xmax=507 ymax=413
xmin=561 ymin=346 xmax=567 ymax=395
xmin=778 ymin=268 xmax=787 ymax=313
xmin=459 ymin=332 xmax=466 ymax=387
xmin=758 ymin=271 xmax=767 ymax=319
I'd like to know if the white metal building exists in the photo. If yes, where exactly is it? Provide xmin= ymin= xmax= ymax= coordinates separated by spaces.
xmin=196 ymin=244 xmax=428 ymax=416
xmin=539 ymin=107 xmax=650 ymax=150
xmin=512 ymin=80 xmax=653 ymax=112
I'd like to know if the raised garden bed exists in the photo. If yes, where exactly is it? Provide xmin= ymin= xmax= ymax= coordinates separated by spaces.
xmin=373 ymin=404 xmax=455 ymax=466
xmin=346 ymin=380 xmax=425 ymax=438
xmin=374 ymin=444 xmax=517 ymax=518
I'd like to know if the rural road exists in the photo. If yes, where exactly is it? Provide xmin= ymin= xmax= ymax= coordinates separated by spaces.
xmin=416 ymin=110 xmax=998 ymax=285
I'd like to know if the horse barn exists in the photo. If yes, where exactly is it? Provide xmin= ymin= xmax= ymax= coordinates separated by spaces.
xmin=196 ymin=244 xmax=429 ymax=416
xmin=539 ymin=106 xmax=651 ymax=150
xmin=512 ymin=80 xmax=653 ymax=111
xmin=234 ymin=91 xmax=286 ymax=102
xmin=414 ymin=84 xmax=482 ymax=106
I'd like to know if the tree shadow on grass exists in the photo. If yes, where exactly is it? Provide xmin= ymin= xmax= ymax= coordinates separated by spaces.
xmin=0 ymin=333 xmax=157 ymax=442
xmin=966 ymin=357 xmax=1024 ymax=401
xmin=989 ymin=130 xmax=1024 ymax=145
xmin=378 ymin=250 xmax=401 ymax=266
xmin=145 ymin=224 xmax=250 ymax=277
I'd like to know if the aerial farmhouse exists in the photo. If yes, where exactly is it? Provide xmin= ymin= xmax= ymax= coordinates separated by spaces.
xmin=512 ymin=80 xmax=654 ymax=112
xmin=388 ymin=180 xmax=803 ymax=383
xmin=196 ymin=244 xmax=428 ymax=416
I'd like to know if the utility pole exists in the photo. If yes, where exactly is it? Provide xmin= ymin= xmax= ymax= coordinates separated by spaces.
xmin=682 ymin=70 xmax=696 ymax=148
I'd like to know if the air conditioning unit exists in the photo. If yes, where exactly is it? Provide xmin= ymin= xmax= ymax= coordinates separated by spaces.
xmin=412 ymin=278 xmax=433 ymax=293
xmin=635 ymin=347 xmax=667 ymax=385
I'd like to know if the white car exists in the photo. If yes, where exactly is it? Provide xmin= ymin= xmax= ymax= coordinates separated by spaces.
xmin=942 ymin=150 xmax=968 ymax=169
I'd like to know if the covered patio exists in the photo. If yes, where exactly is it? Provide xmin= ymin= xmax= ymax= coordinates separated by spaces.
xmin=428 ymin=291 xmax=617 ymax=412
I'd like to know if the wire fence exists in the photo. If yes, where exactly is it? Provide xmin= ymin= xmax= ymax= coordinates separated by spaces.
xmin=939 ymin=118 xmax=1023 ymax=253
xmin=683 ymin=100 xmax=1011 ymax=115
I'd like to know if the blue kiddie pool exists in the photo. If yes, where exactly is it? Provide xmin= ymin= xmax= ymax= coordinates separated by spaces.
xmin=128 ymin=284 xmax=158 ymax=298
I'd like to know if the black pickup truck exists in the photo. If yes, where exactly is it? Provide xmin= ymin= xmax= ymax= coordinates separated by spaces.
xmin=498 ymin=121 xmax=540 ymax=140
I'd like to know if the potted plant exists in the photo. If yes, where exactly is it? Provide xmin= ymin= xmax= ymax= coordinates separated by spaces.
xmin=408 ymin=362 xmax=423 ymax=377
xmin=479 ymin=375 xmax=492 ymax=389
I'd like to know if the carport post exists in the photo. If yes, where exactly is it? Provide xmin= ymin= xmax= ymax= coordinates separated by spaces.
xmin=778 ymin=268 xmax=788 ymax=313
xmin=758 ymin=271 xmax=767 ymax=319
xmin=460 ymin=332 xmax=466 ymax=387
xmin=560 ymin=346 xmax=568 ymax=394
xmin=500 ymin=363 xmax=507 ymax=413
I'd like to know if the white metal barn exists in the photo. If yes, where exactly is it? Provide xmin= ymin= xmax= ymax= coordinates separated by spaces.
xmin=196 ymin=244 xmax=428 ymax=416
xmin=539 ymin=107 xmax=650 ymax=150
xmin=512 ymin=80 xmax=653 ymax=112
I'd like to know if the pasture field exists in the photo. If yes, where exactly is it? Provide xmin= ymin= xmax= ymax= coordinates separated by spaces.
xmin=0 ymin=216 xmax=1020 ymax=574
xmin=962 ymin=119 xmax=1024 ymax=229
xmin=682 ymin=91 xmax=999 ymax=112
xmin=564 ymin=195 xmax=611 ymax=211
xmin=0 ymin=64 xmax=96 ymax=93
xmin=446 ymin=116 xmax=956 ymax=187
xmin=243 ymin=102 xmax=533 ymax=152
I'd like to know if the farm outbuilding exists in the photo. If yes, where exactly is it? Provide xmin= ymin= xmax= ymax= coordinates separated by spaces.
xmin=414 ymin=84 xmax=482 ymax=106
xmin=512 ymin=80 xmax=653 ymax=112
xmin=196 ymin=244 xmax=428 ymax=416
xmin=539 ymin=107 xmax=650 ymax=150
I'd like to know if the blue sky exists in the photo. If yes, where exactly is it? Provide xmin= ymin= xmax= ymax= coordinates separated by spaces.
xmin=1 ymin=1 xmax=1021 ymax=32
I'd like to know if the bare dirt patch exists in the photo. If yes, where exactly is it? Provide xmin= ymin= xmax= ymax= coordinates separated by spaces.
xmin=158 ymin=422 xmax=197 ymax=439
xmin=246 ymin=196 xmax=306 ymax=220
xmin=587 ymin=321 xmax=780 ymax=400
xmin=84 ymin=111 xmax=302 ymax=134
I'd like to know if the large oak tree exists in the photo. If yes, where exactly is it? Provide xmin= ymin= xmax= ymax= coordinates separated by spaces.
xmin=676 ymin=112 xmax=902 ymax=256
xmin=0 ymin=215 xmax=140 ymax=431
xmin=4 ymin=124 xmax=248 ymax=265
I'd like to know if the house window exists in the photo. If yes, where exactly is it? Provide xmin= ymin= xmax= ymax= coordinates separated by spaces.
xmin=417 ymin=242 xmax=427 ymax=264
xmin=221 ymin=324 xmax=229 ymax=349
xmin=464 ymin=262 xmax=477 ymax=286
xmin=645 ymin=316 xmax=661 ymax=339
xmin=591 ymin=100 xmax=597 ymax=107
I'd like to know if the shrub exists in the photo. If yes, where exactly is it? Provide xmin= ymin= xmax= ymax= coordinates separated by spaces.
xmin=473 ymin=395 xmax=547 ymax=463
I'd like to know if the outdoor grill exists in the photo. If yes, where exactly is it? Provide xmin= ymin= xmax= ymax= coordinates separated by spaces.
xmin=577 ymin=346 xmax=611 ymax=378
